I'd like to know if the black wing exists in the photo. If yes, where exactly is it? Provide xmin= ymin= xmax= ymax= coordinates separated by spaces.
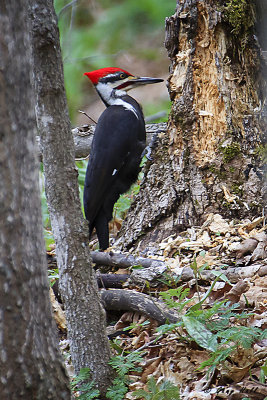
xmin=83 ymin=104 xmax=145 ymax=248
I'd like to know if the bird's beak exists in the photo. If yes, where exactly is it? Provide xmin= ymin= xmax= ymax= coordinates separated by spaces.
xmin=129 ymin=76 xmax=164 ymax=86
xmin=116 ymin=75 xmax=164 ymax=91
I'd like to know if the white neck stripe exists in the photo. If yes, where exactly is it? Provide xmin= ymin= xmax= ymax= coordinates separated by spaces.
xmin=96 ymin=82 xmax=139 ymax=119
xmin=111 ymin=98 xmax=139 ymax=118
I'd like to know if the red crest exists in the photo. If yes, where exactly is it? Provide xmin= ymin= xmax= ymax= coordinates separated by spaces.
xmin=84 ymin=67 xmax=132 ymax=84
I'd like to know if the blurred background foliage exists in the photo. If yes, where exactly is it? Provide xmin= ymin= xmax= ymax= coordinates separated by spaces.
xmin=54 ymin=0 xmax=173 ymax=123
xmin=43 ymin=0 xmax=173 ymax=249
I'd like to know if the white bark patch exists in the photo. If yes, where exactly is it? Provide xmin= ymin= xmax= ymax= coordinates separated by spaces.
xmin=170 ymin=49 xmax=191 ymax=92
xmin=40 ymin=114 xmax=54 ymax=128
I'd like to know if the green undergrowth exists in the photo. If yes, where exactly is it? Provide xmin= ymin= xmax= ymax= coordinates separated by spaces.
xmin=71 ymin=362 xmax=180 ymax=400
xmin=54 ymin=0 xmax=172 ymax=122
xmin=157 ymin=258 xmax=266 ymax=375
xmin=70 ymin=256 xmax=266 ymax=399
xmin=71 ymin=368 xmax=100 ymax=400
xmin=106 ymin=352 xmax=143 ymax=399
xmin=133 ymin=377 xmax=180 ymax=400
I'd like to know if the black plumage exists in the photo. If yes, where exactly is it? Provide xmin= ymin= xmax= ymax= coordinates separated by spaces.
xmin=83 ymin=67 xmax=163 ymax=250
xmin=83 ymin=95 xmax=146 ymax=250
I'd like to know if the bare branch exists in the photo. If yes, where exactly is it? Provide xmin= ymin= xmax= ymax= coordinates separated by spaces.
xmin=100 ymin=289 xmax=179 ymax=325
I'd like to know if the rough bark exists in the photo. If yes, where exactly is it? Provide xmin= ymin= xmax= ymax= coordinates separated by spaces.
xmin=118 ymin=0 xmax=267 ymax=251
xmin=0 ymin=1 xmax=70 ymax=398
xmin=29 ymin=0 xmax=113 ymax=395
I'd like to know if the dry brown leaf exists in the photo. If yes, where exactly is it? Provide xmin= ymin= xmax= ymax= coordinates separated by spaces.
xmin=249 ymin=310 xmax=267 ymax=328
xmin=252 ymin=231 xmax=267 ymax=241
xmin=226 ymin=365 xmax=251 ymax=382
xmin=222 ymin=280 xmax=249 ymax=303
xmin=221 ymin=185 xmax=238 ymax=204
xmin=114 ymin=311 xmax=134 ymax=330
xmin=188 ymin=349 xmax=210 ymax=367
xmin=209 ymin=282 xmax=232 ymax=301
xmin=196 ymin=252 xmax=218 ymax=267
xmin=127 ymin=381 xmax=144 ymax=394
xmin=240 ymin=217 xmax=265 ymax=232
xmin=156 ymin=358 xmax=191 ymax=386
xmin=239 ymin=276 xmax=267 ymax=307
xmin=116 ymin=268 xmax=129 ymax=275
xmin=49 ymin=287 xmax=67 ymax=330
xmin=238 ymin=218 xmax=266 ymax=239
xmin=233 ymin=380 xmax=267 ymax=398
xmin=133 ymin=313 xmax=148 ymax=325
xmin=235 ymin=238 xmax=258 ymax=258
xmin=251 ymin=240 xmax=267 ymax=261
xmin=131 ymin=330 xmax=150 ymax=349
xmin=182 ymin=386 xmax=216 ymax=399
xmin=219 ymin=348 xmax=256 ymax=382
xmin=208 ymin=213 xmax=231 ymax=234
xmin=141 ymin=358 xmax=162 ymax=383
xmin=159 ymin=234 xmax=186 ymax=257
xmin=197 ymin=230 xmax=212 ymax=246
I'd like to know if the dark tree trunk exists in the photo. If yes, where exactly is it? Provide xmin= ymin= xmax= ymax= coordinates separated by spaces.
xmin=0 ymin=1 xmax=70 ymax=398
xmin=118 ymin=0 xmax=267 ymax=251
xmin=29 ymin=0 xmax=113 ymax=396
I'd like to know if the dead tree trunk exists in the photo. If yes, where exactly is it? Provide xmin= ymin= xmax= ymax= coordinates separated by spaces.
xmin=0 ymin=1 xmax=70 ymax=398
xmin=29 ymin=0 xmax=113 ymax=396
xmin=118 ymin=0 xmax=267 ymax=251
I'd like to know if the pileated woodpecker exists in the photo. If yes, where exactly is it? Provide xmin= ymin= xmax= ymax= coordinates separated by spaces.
xmin=83 ymin=67 xmax=163 ymax=250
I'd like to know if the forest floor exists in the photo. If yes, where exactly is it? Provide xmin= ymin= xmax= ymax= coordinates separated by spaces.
xmin=50 ymin=213 xmax=267 ymax=400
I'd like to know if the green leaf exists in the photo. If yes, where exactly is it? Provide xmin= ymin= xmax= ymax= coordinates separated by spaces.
xmin=71 ymin=368 xmax=100 ymax=399
xmin=156 ymin=321 xmax=183 ymax=335
xmin=199 ymin=345 xmax=236 ymax=372
xmin=210 ymin=270 xmax=232 ymax=284
xmin=188 ymin=273 xmax=224 ymax=312
xmin=198 ymin=262 xmax=209 ymax=273
xmin=159 ymin=286 xmax=190 ymax=310
xmin=133 ymin=388 xmax=151 ymax=399
xmin=133 ymin=377 xmax=180 ymax=400
xmin=109 ymin=352 xmax=143 ymax=376
xmin=106 ymin=378 xmax=128 ymax=400
xmin=43 ymin=228 xmax=55 ymax=250
xmin=146 ymin=376 xmax=158 ymax=394
xmin=218 ymin=326 xmax=262 ymax=349
xmin=182 ymin=315 xmax=218 ymax=351
xmin=109 ymin=340 xmax=124 ymax=354
xmin=260 ymin=360 xmax=267 ymax=383
xmin=47 ymin=268 xmax=59 ymax=286
xmin=260 ymin=329 xmax=267 ymax=340
xmin=130 ymin=264 xmax=143 ymax=270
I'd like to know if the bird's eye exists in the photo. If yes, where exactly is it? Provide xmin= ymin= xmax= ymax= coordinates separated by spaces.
xmin=120 ymin=73 xmax=126 ymax=79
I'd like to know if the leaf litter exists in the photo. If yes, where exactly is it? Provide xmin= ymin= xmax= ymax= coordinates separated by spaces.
xmin=52 ymin=213 xmax=267 ymax=399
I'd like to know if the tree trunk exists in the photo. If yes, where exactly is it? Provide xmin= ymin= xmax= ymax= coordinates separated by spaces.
xmin=0 ymin=1 xmax=70 ymax=398
xmin=118 ymin=0 xmax=267 ymax=251
xmin=29 ymin=0 xmax=113 ymax=396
